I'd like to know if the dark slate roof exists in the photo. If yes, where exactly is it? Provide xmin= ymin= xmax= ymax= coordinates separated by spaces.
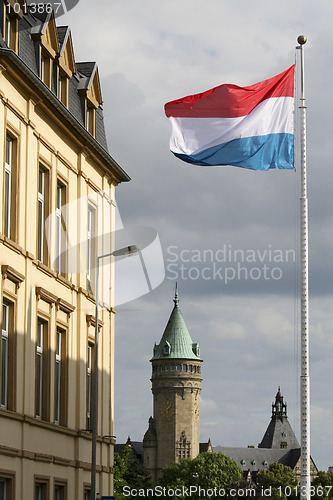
xmin=199 ymin=440 xmax=212 ymax=453
xmin=56 ymin=26 xmax=69 ymax=54
xmin=76 ymin=61 xmax=96 ymax=78
xmin=259 ymin=388 xmax=300 ymax=449
xmin=115 ymin=438 xmax=144 ymax=464
xmin=213 ymin=446 xmax=297 ymax=473
xmin=259 ymin=417 xmax=300 ymax=449
xmin=0 ymin=1 xmax=126 ymax=178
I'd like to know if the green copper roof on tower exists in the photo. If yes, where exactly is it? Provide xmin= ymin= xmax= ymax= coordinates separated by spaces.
xmin=152 ymin=285 xmax=201 ymax=360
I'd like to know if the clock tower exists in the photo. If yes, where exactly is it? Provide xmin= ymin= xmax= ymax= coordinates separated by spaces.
xmin=143 ymin=286 xmax=202 ymax=482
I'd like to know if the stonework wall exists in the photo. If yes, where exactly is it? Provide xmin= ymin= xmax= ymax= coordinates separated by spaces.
xmin=151 ymin=359 xmax=202 ymax=479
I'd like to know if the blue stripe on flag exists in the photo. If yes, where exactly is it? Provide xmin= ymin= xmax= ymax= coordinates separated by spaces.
xmin=172 ymin=133 xmax=294 ymax=170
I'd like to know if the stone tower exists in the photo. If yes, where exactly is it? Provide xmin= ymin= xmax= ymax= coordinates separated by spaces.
xmin=143 ymin=286 xmax=202 ymax=482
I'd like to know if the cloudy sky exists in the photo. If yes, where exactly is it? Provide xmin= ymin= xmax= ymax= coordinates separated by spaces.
xmin=64 ymin=0 xmax=333 ymax=471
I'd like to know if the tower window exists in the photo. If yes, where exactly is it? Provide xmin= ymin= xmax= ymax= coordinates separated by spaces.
xmin=176 ymin=431 xmax=191 ymax=463
xmin=163 ymin=342 xmax=170 ymax=356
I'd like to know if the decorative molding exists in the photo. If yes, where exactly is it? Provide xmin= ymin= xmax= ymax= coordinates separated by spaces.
xmin=86 ymin=314 xmax=104 ymax=330
xmin=1 ymin=235 xmax=25 ymax=256
xmin=36 ymin=287 xmax=57 ymax=305
xmin=56 ymin=298 xmax=75 ymax=318
xmin=1 ymin=265 xmax=25 ymax=292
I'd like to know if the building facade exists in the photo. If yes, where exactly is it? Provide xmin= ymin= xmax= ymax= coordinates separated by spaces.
xmin=143 ymin=287 xmax=202 ymax=482
xmin=0 ymin=1 xmax=129 ymax=498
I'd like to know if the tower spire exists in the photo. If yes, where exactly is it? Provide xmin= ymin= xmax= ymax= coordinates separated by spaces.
xmin=174 ymin=282 xmax=179 ymax=306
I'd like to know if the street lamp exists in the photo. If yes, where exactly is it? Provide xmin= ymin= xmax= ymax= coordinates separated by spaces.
xmin=91 ymin=245 xmax=138 ymax=500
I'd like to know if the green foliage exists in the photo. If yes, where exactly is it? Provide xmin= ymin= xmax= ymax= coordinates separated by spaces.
xmin=123 ymin=452 xmax=153 ymax=490
xmin=312 ymin=471 xmax=333 ymax=499
xmin=113 ymin=446 xmax=153 ymax=499
xmin=256 ymin=462 xmax=298 ymax=500
xmin=113 ymin=447 xmax=130 ymax=500
xmin=159 ymin=452 xmax=243 ymax=499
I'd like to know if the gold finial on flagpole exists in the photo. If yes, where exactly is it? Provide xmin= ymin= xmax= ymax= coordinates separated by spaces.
xmin=298 ymin=35 xmax=307 ymax=45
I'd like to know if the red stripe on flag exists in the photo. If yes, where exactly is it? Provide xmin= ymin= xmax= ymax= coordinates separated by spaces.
xmin=165 ymin=65 xmax=295 ymax=119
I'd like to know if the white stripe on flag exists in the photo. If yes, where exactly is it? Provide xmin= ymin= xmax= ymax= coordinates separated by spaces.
xmin=169 ymin=96 xmax=294 ymax=155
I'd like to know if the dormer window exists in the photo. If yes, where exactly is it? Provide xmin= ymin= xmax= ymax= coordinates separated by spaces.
xmin=31 ymin=11 xmax=59 ymax=89
xmin=58 ymin=70 xmax=69 ymax=106
xmin=86 ymin=103 xmax=96 ymax=136
xmin=192 ymin=343 xmax=200 ymax=356
xmin=3 ymin=0 xmax=24 ymax=52
xmin=163 ymin=342 xmax=171 ymax=356
xmin=40 ymin=50 xmax=52 ymax=87
xmin=76 ymin=62 xmax=102 ymax=138
xmin=56 ymin=27 xmax=75 ymax=108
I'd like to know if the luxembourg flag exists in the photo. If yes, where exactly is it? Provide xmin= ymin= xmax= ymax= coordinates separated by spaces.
xmin=164 ymin=65 xmax=295 ymax=170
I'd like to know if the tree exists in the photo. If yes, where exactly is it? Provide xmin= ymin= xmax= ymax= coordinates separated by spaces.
xmin=312 ymin=470 xmax=333 ymax=499
xmin=256 ymin=462 xmax=298 ymax=500
xmin=113 ymin=447 xmax=130 ymax=500
xmin=159 ymin=452 xmax=243 ymax=499
xmin=113 ymin=445 xmax=153 ymax=499
xmin=123 ymin=452 xmax=153 ymax=490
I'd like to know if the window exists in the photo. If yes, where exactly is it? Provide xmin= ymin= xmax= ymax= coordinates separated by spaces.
xmin=58 ymin=71 xmax=68 ymax=107
xmin=35 ymin=318 xmax=49 ymax=420
xmin=35 ymin=480 xmax=48 ymax=500
xmin=40 ymin=53 xmax=45 ymax=82
xmin=3 ymin=4 xmax=19 ymax=52
xmin=54 ymin=484 xmax=66 ymax=500
xmin=4 ymin=12 xmax=11 ymax=47
xmin=87 ymin=205 xmax=96 ymax=291
xmin=37 ymin=166 xmax=49 ymax=264
xmin=84 ymin=488 xmax=91 ymax=500
xmin=40 ymin=51 xmax=52 ymax=88
xmin=4 ymin=134 xmax=17 ymax=240
xmin=1 ymin=303 xmax=9 ymax=409
xmin=55 ymin=327 xmax=67 ymax=425
xmin=56 ymin=182 xmax=66 ymax=275
xmin=0 ymin=475 xmax=14 ymax=500
xmin=1 ymin=300 xmax=15 ymax=410
xmin=86 ymin=103 xmax=96 ymax=136
xmin=86 ymin=342 xmax=94 ymax=430
xmin=176 ymin=431 xmax=191 ymax=463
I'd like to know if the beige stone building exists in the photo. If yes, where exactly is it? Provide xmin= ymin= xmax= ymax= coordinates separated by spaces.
xmin=0 ymin=1 xmax=130 ymax=498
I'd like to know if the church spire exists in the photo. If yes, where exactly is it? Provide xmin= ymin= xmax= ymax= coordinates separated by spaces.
xmin=174 ymin=282 xmax=179 ymax=306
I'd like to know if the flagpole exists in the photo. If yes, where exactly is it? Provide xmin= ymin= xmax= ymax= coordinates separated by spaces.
xmin=297 ymin=34 xmax=310 ymax=500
